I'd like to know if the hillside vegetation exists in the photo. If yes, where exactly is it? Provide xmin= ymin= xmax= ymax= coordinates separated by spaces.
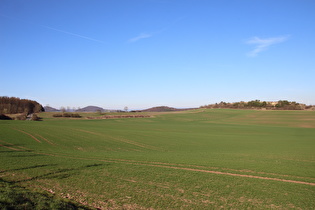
xmin=0 ymin=109 xmax=314 ymax=209
xmin=0 ymin=96 xmax=44 ymax=114
xmin=201 ymin=100 xmax=308 ymax=110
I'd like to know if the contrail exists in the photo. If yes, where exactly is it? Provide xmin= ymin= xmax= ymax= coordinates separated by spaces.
xmin=1 ymin=13 xmax=106 ymax=44
xmin=41 ymin=25 xmax=106 ymax=44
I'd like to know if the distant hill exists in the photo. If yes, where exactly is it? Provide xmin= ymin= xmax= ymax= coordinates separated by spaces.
xmin=44 ymin=106 xmax=60 ymax=112
xmin=76 ymin=106 xmax=105 ymax=112
xmin=142 ymin=106 xmax=190 ymax=112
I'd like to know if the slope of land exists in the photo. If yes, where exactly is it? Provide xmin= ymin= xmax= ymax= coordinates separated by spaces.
xmin=0 ymin=109 xmax=314 ymax=209
xmin=141 ymin=106 xmax=194 ymax=112
xmin=44 ymin=106 xmax=60 ymax=112
xmin=76 ymin=106 xmax=105 ymax=112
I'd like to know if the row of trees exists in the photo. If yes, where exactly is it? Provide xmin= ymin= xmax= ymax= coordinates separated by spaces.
xmin=0 ymin=96 xmax=44 ymax=114
xmin=201 ymin=100 xmax=306 ymax=110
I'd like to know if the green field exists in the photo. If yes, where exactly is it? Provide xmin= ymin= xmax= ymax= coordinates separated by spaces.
xmin=1 ymin=109 xmax=315 ymax=209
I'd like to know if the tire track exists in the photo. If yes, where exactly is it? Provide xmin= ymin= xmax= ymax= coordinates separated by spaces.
xmin=12 ymin=129 xmax=54 ymax=145
xmin=32 ymin=152 xmax=315 ymax=186
xmin=13 ymin=129 xmax=41 ymax=143
xmin=34 ymin=134 xmax=54 ymax=145
xmin=108 ymin=159 xmax=315 ymax=181
xmin=0 ymin=140 xmax=32 ymax=151
xmin=146 ymin=165 xmax=315 ymax=186
xmin=75 ymin=129 xmax=161 ymax=151
xmin=1 ymin=145 xmax=314 ymax=186
xmin=0 ymin=144 xmax=21 ymax=151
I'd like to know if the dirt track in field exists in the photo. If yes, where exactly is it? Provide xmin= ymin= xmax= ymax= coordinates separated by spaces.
xmin=12 ymin=128 xmax=55 ymax=145
xmin=0 ymin=144 xmax=22 ymax=151
xmin=75 ymin=129 xmax=161 ymax=151
xmin=101 ymin=158 xmax=315 ymax=186
xmin=34 ymin=134 xmax=54 ymax=145
xmin=13 ymin=129 xmax=42 ymax=143
xmin=1 ymin=141 xmax=314 ymax=186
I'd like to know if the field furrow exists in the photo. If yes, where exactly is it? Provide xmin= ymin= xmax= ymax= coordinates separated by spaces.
xmin=13 ymin=128 xmax=42 ymax=143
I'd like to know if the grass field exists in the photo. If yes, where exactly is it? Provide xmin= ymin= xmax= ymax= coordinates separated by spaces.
xmin=1 ymin=109 xmax=315 ymax=209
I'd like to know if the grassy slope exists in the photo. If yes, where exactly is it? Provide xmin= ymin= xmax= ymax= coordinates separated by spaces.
xmin=0 ymin=109 xmax=315 ymax=209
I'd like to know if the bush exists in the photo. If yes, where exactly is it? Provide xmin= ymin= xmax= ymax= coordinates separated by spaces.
xmin=31 ymin=114 xmax=41 ymax=121
xmin=53 ymin=113 xmax=82 ymax=118
xmin=62 ymin=113 xmax=71 ymax=117
xmin=70 ymin=113 xmax=82 ymax=118
xmin=15 ymin=114 xmax=27 ymax=120
xmin=53 ymin=113 xmax=63 ymax=117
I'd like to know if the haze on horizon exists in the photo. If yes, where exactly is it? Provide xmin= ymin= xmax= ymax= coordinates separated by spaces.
xmin=1 ymin=0 xmax=315 ymax=110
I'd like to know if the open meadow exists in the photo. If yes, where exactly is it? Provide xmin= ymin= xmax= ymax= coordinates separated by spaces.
xmin=1 ymin=109 xmax=315 ymax=209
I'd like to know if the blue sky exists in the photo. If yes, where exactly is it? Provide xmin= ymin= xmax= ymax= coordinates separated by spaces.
xmin=1 ymin=0 xmax=315 ymax=110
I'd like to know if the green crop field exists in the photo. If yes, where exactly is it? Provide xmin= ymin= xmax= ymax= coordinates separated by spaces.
xmin=1 ymin=109 xmax=315 ymax=209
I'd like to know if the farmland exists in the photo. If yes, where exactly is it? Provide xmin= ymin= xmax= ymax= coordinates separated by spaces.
xmin=1 ymin=109 xmax=315 ymax=209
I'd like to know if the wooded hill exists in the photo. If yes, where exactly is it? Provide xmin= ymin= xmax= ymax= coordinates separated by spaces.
xmin=0 ymin=96 xmax=44 ymax=114
xmin=76 ymin=106 xmax=105 ymax=112
xmin=141 ymin=106 xmax=195 ymax=112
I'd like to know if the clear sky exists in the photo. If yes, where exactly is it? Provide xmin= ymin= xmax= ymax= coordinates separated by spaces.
xmin=1 ymin=0 xmax=315 ymax=110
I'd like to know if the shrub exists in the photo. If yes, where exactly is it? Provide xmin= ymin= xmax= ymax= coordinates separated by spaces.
xmin=15 ymin=114 xmax=27 ymax=120
xmin=31 ymin=114 xmax=41 ymax=121
xmin=53 ymin=113 xmax=63 ymax=117
xmin=52 ymin=113 xmax=81 ymax=118
xmin=62 ymin=113 xmax=71 ymax=117
xmin=70 ymin=113 xmax=82 ymax=118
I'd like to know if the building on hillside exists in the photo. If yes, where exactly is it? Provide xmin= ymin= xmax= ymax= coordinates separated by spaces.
xmin=266 ymin=101 xmax=278 ymax=106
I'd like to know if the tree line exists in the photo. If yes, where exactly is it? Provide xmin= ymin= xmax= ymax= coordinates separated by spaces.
xmin=0 ymin=96 xmax=44 ymax=114
xmin=200 ymin=100 xmax=307 ymax=110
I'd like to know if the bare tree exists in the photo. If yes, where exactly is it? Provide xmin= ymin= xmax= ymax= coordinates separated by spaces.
xmin=60 ymin=107 xmax=66 ymax=113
